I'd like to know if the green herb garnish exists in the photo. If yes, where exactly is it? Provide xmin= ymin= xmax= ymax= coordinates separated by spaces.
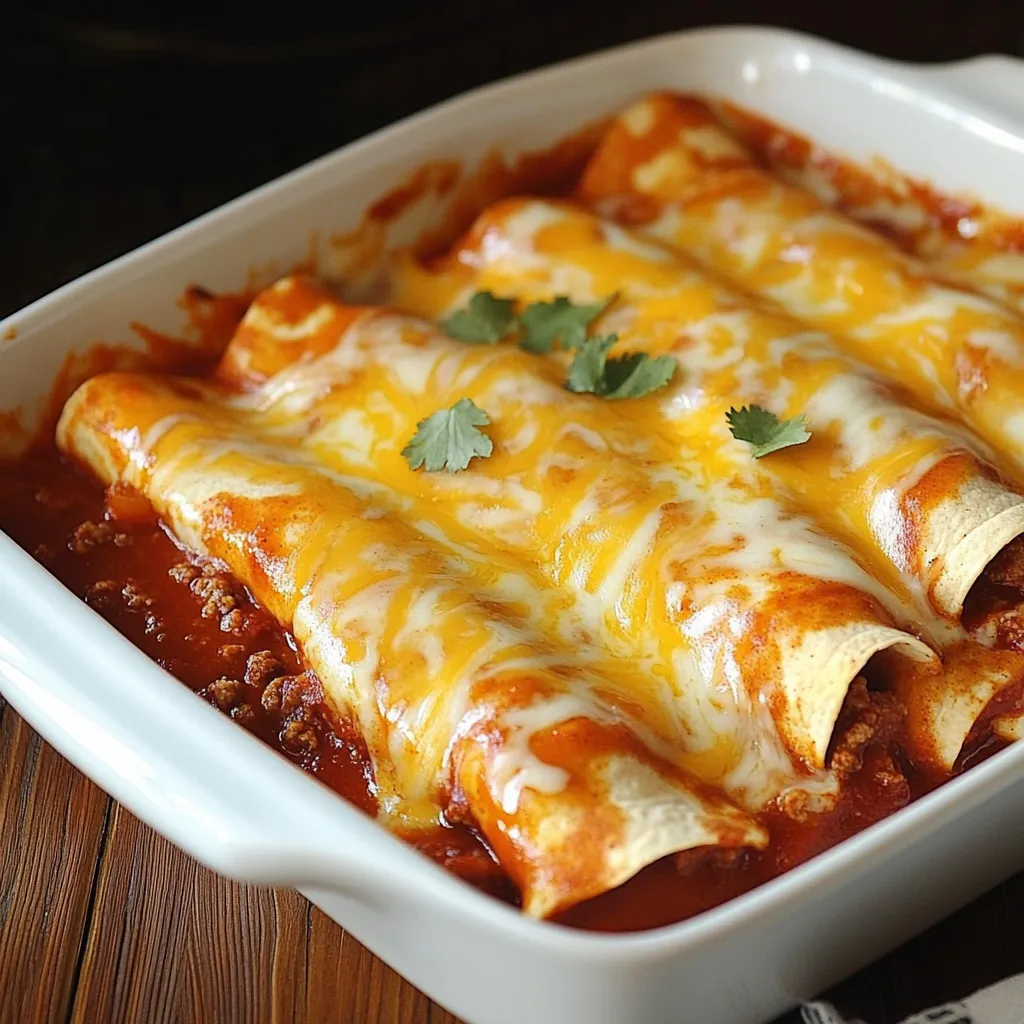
xmin=518 ymin=295 xmax=613 ymax=353
xmin=566 ymin=335 xmax=677 ymax=399
xmin=726 ymin=405 xmax=811 ymax=458
xmin=440 ymin=292 xmax=517 ymax=345
xmin=401 ymin=398 xmax=494 ymax=472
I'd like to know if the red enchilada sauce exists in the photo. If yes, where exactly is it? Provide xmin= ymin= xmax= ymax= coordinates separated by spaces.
xmin=3 ymin=102 xmax=1024 ymax=934
xmin=0 ymin=434 xmax=953 ymax=932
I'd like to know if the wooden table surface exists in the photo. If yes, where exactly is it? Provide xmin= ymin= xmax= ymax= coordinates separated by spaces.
xmin=5 ymin=3 xmax=1024 ymax=1021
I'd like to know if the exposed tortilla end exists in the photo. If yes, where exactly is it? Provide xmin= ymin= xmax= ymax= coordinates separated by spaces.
xmin=928 ymin=484 xmax=1024 ymax=617
xmin=777 ymin=624 xmax=935 ymax=770
xmin=216 ymin=275 xmax=366 ymax=387
xmin=894 ymin=641 xmax=1024 ymax=771
xmin=520 ymin=755 xmax=767 ymax=919
xmin=55 ymin=378 xmax=126 ymax=485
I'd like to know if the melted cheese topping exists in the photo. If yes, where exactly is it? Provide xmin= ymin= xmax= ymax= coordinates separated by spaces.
xmin=219 ymin=280 xmax=935 ymax=791
xmin=392 ymin=199 xmax=1024 ymax=627
xmin=390 ymin=197 xmax=1024 ymax=770
xmin=50 ymin=96 xmax=1024 ymax=913
xmin=58 ymin=371 xmax=767 ymax=917
xmin=578 ymin=93 xmax=1024 ymax=479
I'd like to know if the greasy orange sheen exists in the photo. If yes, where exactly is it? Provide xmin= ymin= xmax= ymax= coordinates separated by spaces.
xmin=5 ymin=91 xmax=1024 ymax=932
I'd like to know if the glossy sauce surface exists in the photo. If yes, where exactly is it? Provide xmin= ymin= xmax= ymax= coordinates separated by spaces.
xmin=3 ymin=97 xmax=1024 ymax=932
xmin=0 ymin=444 xmax=951 ymax=931
xmin=0 ymin=448 xmax=519 ymax=905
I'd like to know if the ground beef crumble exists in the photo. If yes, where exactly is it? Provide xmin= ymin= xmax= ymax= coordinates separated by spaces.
xmin=261 ymin=670 xmax=322 ymax=754
xmin=985 ymin=536 xmax=1024 ymax=591
xmin=198 ymin=650 xmax=322 ymax=747
xmin=71 ymin=519 xmax=131 ymax=554
xmin=169 ymin=560 xmax=249 ymax=634
xmin=85 ymin=579 xmax=121 ymax=608
xmin=776 ymin=677 xmax=906 ymax=824
xmin=281 ymin=716 xmax=319 ymax=754
xmin=122 ymin=581 xmax=153 ymax=610
xmin=244 ymin=650 xmax=283 ymax=689
xmin=674 ymin=846 xmax=745 ymax=875
xmin=986 ymin=606 xmax=1024 ymax=651
xmin=219 ymin=609 xmax=245 ymax=633
xmin=231 ymin=704 xmax=256 ymax=725
xmin=204 ymin=650 xmax=286 ymax=707
xmin=168 ymin=563 xmax=201 ymax=584
xmin=207 ymin=676 xmax=243 ymax=710
xmin=828 ymin=677 xmax=905 ymax=780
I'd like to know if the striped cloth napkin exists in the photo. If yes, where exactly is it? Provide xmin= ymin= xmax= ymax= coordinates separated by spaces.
xmin=801 ymin=975 xmax=1024 ymax=1024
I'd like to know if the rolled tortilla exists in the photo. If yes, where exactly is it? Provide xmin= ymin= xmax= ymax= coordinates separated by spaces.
xmin=577 ymin=92 xmax=1024 ymax=478
xmin=925 ymin=246 xmax=1024 ymax=319
xmin=888 ymin=640 xmax=1024 ymax=771
xmin=995 ymin=714 xmax=1024 ymax=743
xmin=57 ymin=371 xmax=767 ymax=917
xmin=211 ymin=276 xmax=933 ymax=796
xmin=391 ymin=198 xmax=1024 ymax=623
xmin=388 ymin=198 xmax=1024 ymax=768
xmin=715 ymin=101 xmax=1024 ymax=320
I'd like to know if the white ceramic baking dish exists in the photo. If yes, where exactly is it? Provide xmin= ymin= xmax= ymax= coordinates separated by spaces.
xmin=4 ymin=25 xmax=1024 ymax=1024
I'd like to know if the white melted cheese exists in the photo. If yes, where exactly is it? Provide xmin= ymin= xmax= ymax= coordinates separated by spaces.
xmin=244 ymin=300 xmax=340 ymax=343
xmin=976 ymin=253 xmax=1024 ymax=285
xmin=681 ymin=124 xmax=747 ymax=162
xmin=491 ymin=691 xmax=591 ymax=814
xmin=111 ymin=241 xmax=973 ymax=822
xmin=850 ymin=286 xmax=1024 ymax=366
xmin=765 ymin=274 xmax=853 ymax=317
xmin=622 ymin=99 xmax=655 ymax=136
xmin=707 ymin=198 xmax=775 ymax=269
xmin=965 ymin=327 xmax=1024 ymax=365
xmin=473 ymin=201 xmax=1008 ymax=640
xmin=803 ymin=374 xmax=965 ymax=472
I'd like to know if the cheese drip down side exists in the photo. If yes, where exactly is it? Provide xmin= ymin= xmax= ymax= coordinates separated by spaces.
xmin=576 ymin=91 xmax=1024 ymax=475
xmin=214 ymin=275 xmax=932 ymax=799
xmin=387 ymin=197 xmax=1024 ymax=771
xmin=56 ymin=372 xmax=768 ymax=918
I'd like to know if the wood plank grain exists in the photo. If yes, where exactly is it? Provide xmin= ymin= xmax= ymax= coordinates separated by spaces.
xmin=282 ymin=897 xmax=463 ymax=1023
xmin=0 ymin=708 xmax=110 ymax=1024
xmin=71 ymin=804 xmax=197 ymax=1023
xmin=69 ymin=801 xmax=462 ymax=1023
xmin=2 ymin=708 xmax=1022 ymax=1024
xmin=182 ymin=867 xmax=311 ymax=1023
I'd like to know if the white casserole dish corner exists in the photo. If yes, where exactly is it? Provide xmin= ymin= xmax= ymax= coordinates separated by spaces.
xmin=4 ymin=25 xmax=1024 ymax=1024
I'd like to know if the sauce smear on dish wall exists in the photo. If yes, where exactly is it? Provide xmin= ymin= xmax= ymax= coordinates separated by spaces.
xmin=2 ymin=96 xmax=1022 ymax=933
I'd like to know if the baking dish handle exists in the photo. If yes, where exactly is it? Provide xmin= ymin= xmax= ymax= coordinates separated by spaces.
xmin=913 ymin=54 xmax=1024 ymax=126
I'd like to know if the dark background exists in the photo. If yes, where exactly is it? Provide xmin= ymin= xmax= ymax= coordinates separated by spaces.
xmin=5 ymin=0 xmax=1024 ymax=321
xmin=5 ymin=2 xmax=1024 ymax=1021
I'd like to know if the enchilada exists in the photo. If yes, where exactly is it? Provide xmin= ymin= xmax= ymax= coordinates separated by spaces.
xmin=3 ymin=88 xmax=1024 ymax=930
xmin=716 ymin=98 xmax=1024 ymax=320
xmin=58 ymin=368 xmax=772 ymax=917
xmin=390 ymin=197 xmax=1024 ymax=771
xmin=577 ymin=93 xmax=1024 ymax=472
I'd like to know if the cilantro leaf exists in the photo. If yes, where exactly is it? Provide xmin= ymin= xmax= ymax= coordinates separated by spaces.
xmin=519 ymin=295 xmax=612 ymax=353
xmin=726 ymin=405 xmax=811 ymax=458
xmin=566 ymin=335 xmax=677 ymax=399
xmin=401 ymin=398 xmax=494 ymax=472
xmin=566 ymin=335 xmax=619 ymax=394
xmin=601 ymin=351 xmax=677 ymax=399
xmin=441 ymin=292 xmax=517 ymax=344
